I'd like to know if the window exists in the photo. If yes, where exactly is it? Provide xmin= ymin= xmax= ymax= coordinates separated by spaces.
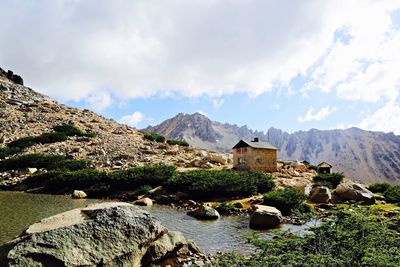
xmin=238 ymin=158 xmax=246 ymax=165
xmin=256 ymin=158 xmax=262 ymax=164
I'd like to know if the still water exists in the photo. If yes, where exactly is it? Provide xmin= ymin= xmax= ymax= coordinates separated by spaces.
xmin=0 ymin=191 xmax=318 ymax=254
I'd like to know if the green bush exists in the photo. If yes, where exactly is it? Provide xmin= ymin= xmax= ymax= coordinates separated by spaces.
xmin=167 ymin=139 xmax=189 ymax=147
xmin=313 ymin=172 xmax=344 ymax=189
xmin=368 ymin=182 xmax=392 ymax=193
xmin=383 ymin=185 xmax=400 ymax=203
xmin=144 ymin=132 xmax=165 ymax=142
xmin=8 ymin=136 xmax=37 ymax=149
xmin=208 ymin=211 xmax=400 ymax=267
xmin=215 ymin=202 xmax=236 ymax=214
xmin=166 ymin=170 xmax=274 ymax=199
xmin=0 ymin=147 xmax=22 ymax=159
xmin=53 ymin=123 xmax=96 ymax=137
xmin=34 ymin=132 xmax=68 ymax=144
xmin=263 ymin=188 xmax=308 ymax=215
xmin=0 ymin=154 xmax=91 ymax=171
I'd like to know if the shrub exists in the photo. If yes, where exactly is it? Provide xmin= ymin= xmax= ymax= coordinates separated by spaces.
xmin=368 ymin=182 xmax=392 ymax=193
xmin=144 ymin=132 xmax=165 ymax=142
xmin=166 ymin=170 xmax=274 ymax=199
xmin=8 ymin=136 xmax=37 ymax=149
xmin=208 ymin=211 xmax=400 ymax=267
xmin=313 ymin=172 xmax=344 ymax=189
xmin=167 ymin=139 xmax=189 ymax=147
xmin=35 ymin=132 xmax=68 ymax=144
xmin=263 ymin=188 xmax=308 ymax=215
xmin=215 ymin=202 xmax=236 ymax=214
xmin=0 ymin=147 xmax=22 ymax=159
xmin=107 ymin=165 xmax=176 ymax=190
xmin=383 ymin=185 xmax=400 ymax=203
xmin=53 ymin=123 xmax=96 ymax=137
xmin=0 ymin=154 xmax=91 ymax=171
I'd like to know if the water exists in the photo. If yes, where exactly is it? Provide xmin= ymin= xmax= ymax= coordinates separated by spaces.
xmin=0 ymin=191 xmax=318 ymax=254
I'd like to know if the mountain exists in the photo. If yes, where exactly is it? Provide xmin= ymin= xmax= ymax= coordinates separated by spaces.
xmin=0 ymin=68 xmax=229 ymax=179
xmin=144 ymin=113 xmax=400 ymax=184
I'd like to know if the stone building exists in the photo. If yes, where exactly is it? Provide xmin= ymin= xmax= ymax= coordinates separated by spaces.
xmin=232 ymin=138 xmax=277 ymax=172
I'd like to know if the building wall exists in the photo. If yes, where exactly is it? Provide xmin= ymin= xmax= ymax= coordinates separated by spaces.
xmin=233 ymin=147 xmax=277 ymax=172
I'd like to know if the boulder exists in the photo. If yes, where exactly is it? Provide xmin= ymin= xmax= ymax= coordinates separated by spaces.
xmin=0 ymin=202 xmax=167 ymax=267
xmin=142 ymin=231 xmax=201 ymax=265
xmin=333 ymin=183 xmax=375 ymax=205
xmin=310 ymin=186 xmax=331 ymax=203
xmin=249 ymin=205 xmax=283 ymax=229
xmin=205 ymin=154 xmax=228 ymax=165
xmin=72 ymin=190 xmax=87 ymax=199
xmin=133 ymin=197 xmax=153 ymax=206
xmin=187 ymin=205 xmax=220 ymax=220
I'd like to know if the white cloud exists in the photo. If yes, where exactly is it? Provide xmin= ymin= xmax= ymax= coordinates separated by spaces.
xmin=212 ymin=98 xmax=224 ymax=108
xmin=358 ymin=101 xmax=400 ymax=134
xmin=85 ymin=92 xmax=113 ymax=112
xmin=119 ymin=112 xmax=145 ymax=127
xmin=298 ymin=106 xmax=338 ymax=122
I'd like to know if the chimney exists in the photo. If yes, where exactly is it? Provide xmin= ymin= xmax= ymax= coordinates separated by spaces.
xmin=253 ymin=137 xmax=259 ymax=142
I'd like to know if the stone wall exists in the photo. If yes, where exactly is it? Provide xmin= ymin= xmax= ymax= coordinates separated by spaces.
xmin=233 ymin=147 xmax=277 ymax=172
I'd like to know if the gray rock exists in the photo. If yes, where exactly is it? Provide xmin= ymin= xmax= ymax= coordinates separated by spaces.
xmin=310 ymin=186 xmax=331 ymax=203
xmin=0 ymin=202 xmax=167 ymax=267
xmin=142 ymin=231 xmax=201 ymax=265
xmin=187 ymin=205 xmax=220 ymax=220
xmin=333 ymin=183 xmax=375 ymax=205
xmin=249 ymin=205 xmax=283 ymax=229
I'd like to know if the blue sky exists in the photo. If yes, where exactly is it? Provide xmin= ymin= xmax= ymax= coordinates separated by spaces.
xmin=1 ymin=1 xmax=400 ymax=134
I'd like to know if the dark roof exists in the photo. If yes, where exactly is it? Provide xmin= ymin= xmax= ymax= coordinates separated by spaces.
xmin=318 ymin=162 xmax=332 ymax=168
xmin=232 ymin=140 xmax=277 ymax=150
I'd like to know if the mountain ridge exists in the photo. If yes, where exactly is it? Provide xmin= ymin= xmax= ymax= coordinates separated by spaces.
xmin=144 ymin=113 xmax=400 ymax=184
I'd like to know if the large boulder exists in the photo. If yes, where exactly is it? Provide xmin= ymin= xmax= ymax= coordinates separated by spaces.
xmin=249 ymin=205 xmax=283 ymax=229
xmin=333 ymin=183 xmax=375 ymax=205
xmin=187 ymin=205 xmax=220 ymax=220
xmin=0 ymin=202 xmax=167 ymax=267
xmin=310 ymin=186 xmax=331 ymax=203
xmin=142 ymin=231 xmax=201 ymax=265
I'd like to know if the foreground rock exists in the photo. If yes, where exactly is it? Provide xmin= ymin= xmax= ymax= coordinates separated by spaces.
xmin=187 ymin=205 xmax=220 ymax=220
xmin=249 ymin=205 xmax=283 ymax=229
xmin=0 ymin=202 xmax=168 ymax=266
xmin=333 ymin=183 xmax=375 ymax=205
xmin=142 ymin=231 xmax=201 ymax=265
xmin=310 ymin=186 xmax=331 ymax=203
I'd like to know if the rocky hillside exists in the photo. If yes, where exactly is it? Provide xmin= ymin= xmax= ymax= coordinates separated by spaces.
xmin=144 ymin=113 xmax=400 ymax=184
xmin=0 ymin=69 xmax=230 ymax=174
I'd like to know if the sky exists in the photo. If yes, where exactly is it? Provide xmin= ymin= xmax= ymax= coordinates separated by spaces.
xmin=1 ymin=0 xmax=400 ymax=134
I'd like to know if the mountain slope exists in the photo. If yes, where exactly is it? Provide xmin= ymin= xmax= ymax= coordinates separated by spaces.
xmin=144 ymin=113 xmax=400 ymax=184
xmin=0 ymin=69 xmax=228 ymax=174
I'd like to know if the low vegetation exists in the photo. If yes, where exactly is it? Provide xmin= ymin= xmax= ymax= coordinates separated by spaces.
xmin=166 ymin=170 xmax=275 ymax=199
xmin=23 ymin=166 xmax=275 ymax=199
xmin=166 ymin=139 xmax=190 ymax=147
xmin=0 ymin=154 xmax=91 ymax=172
xmin=0 ymin=123 xmax=96 ymax=159
xmin=208 ymin=210 xmax=400 ymax=267
xmin=143 ymin=132 xmax=165 ymax=142
xmin=263 ymin=188 xmax=308 ymax=215
xmin=313 ymin=172 xmax=344 ymax=189
xmin=368 ymin=182 xmax=400 ymax=204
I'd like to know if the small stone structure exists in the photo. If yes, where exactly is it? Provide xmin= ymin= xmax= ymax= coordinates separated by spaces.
xmin=232 ymin=138 xmax=277 ymax=172
xmin=318 ymin=162 xmax=332 ymax=174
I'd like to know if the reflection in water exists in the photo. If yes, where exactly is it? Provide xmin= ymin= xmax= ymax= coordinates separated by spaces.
xmin=0 ymin=191 xmax=98 ymax=244
xmin=0 ymin=192 xmax=318 ymax=254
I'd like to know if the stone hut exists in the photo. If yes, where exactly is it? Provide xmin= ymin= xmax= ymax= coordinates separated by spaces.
xmin=318 ymin=162 xmax=332 ymax=174
xmin=232 ymin=138 xmax=277 ymax=172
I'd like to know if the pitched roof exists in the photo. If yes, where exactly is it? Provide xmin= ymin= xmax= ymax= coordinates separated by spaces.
xmin=232 ymin=140 xmax=277 ymax=150
xmin=318 ymin=162 xmax=332 ymax=168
